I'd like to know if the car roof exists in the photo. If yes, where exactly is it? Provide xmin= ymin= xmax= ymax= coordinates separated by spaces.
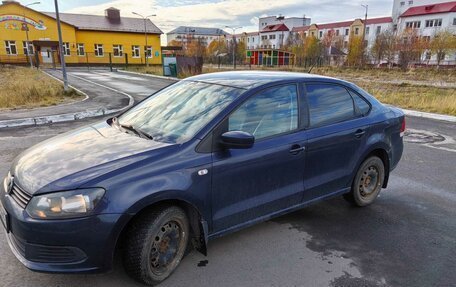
xmin=185 ymin=71 xmax=340 ymax=89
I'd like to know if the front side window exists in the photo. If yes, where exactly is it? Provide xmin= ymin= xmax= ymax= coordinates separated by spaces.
xmin=229 ymin=84 xmax=298 ymax=140
xmin=5 ymin=40 xmax=17 ymax=55
xmin=113 ymin=44 xmax=123 ymax=57
xmin=118 ymin=81 xmax=244 ymax=143
xmin=94 ymin=44 xmax=104 ymax=56
xmin=132 ymin=45 xmax=140 ymax=58
xmin=306 ymin=84 xmax=356 ymax=128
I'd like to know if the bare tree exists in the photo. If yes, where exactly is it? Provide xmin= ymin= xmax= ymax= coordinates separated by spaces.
xmin=430 ymin=29 xmax=456 ymax=67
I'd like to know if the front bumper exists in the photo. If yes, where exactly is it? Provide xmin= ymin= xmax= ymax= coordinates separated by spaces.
xmin=1 ymin=192 xmax=128 ymax=274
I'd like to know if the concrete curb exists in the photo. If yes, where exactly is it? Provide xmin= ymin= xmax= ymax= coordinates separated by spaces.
xmin=117 ymin=69 xmax=179 ymax=81
xmin=0 ymin=71 xmax=134 ymax=129
xmin=400 ymin=108 xmax=456 ymax=123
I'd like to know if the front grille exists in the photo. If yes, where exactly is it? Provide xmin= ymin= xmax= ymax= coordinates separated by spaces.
xmin=10 ymin=183 xmax=32 ymax=209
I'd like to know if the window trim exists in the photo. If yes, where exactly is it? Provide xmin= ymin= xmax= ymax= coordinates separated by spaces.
xmin=113 ymin=44 xmax=124 ymax=57
xmin=77 ymin=43 xmax=85 ymax=56
xmin=131 ymin=45 xmax=140 ymax=58
xmin=94 ymin=44 xmax=104 ymax=57
xmin=302 ymin=81 xmax=371 ymax=129
xmin=5 ymin=40 xmax=17 ymax=56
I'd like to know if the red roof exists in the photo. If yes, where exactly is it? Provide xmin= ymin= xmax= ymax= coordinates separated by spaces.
xmin=365 ymin=16 xmax=392 ymax=25
xmin=316 ymin=20 xmax=353 ymax=30
xmin=261 ymin=23 xmax=289 ymax=32
xmin=292 ymin=25 xmax=309 ymax=32
xmin=400 ymin=1 xmax=456 ymax=17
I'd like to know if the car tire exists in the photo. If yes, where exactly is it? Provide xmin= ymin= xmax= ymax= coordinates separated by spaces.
xmin=344 ymin=156 xmax=385 ymax=207
xmin=124 ymin=206 xmax=190 ymax=286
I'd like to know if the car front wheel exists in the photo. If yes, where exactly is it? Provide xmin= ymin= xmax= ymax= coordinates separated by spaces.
xmin=124 ymin=206 xmax=190 ymax=286
xmin=344 ymin=156 xmax=385 ymax=207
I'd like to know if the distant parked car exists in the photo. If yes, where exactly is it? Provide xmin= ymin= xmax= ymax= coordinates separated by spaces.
xmin=1 ymin=71 xmax=405 ymax=285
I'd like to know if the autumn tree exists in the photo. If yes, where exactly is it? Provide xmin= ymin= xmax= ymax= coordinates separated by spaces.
xmin=370 ymin=29 xmax=397 ymax=67
xmin=185 ymin=37 xmax=206 ymax=58
xmin=304 ymin=36 xmax=324 ymax=65
xmin=430 ymin=29 xmax=456 ymax=67
xmin=346 ymin=35 xmax=364 ymax=66
xmin=284 ymin=32 xmax=305 ymax=66
xmin=206 ymin=39 xmax=228 ymax=64
xmin=396 ymin=28 xmax=422 ymax=70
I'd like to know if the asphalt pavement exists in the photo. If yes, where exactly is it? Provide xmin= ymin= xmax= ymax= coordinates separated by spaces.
xmin=0 ymin=70 xmax=454 ymax=287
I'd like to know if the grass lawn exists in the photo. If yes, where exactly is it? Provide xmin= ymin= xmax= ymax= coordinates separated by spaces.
xmin=0 ymin=66 xmax=82 ymax=110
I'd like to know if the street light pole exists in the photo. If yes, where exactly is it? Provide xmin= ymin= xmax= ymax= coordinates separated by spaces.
xmin=225 ymin=26 xmax=242 ymax=69
xmin=361 ymin=4 xmax=368 ymax=66
xmin=54 ymin=0 xmax=68 ymax=91
xmin=23 ymin=2 xmax=40 ymax=68
xmin=132 ymin=12 xmax=156 ymax=67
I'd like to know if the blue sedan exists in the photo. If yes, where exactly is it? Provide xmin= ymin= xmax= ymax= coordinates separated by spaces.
xmin=0 ymin=71 xmax=404 ymax=285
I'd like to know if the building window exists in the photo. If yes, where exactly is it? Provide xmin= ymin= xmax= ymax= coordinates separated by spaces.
xmin=132 ymin=45 xmax=140 ymax=58
xmin=145 ymin=46 xmax=152 ymax=58
xmin=408 ymin=0 xmax=413 ymax=4
xmin=345 ymin=29 xmax=349 ymax=36
xmin=5 ymin=40 xmax=17 ymax=55
xmin=406 ymin=21 xmax=421 ymax=28
xmin=94 ymin=44 xmax=104 ymax=57
xmin=376 ymin=26 xmax=381 ymax=35
xmin=425 ymin=19 xmax=442 ymax=28
xmin=365 ymin=26 xmax=370 ymax=35
xmin=22 ymin=41 xmax=34 ymax=55
xmin=400 ymin=1 xmax=405 ymax=6
xmin=269 ymin=35 xmax=275 ymax=39
xmin=425 ymin=51 xmax=431 ymax=60
xmin=62 ymin=42 xmax=70 ymax=56
xmin=336 ymin=29 xmax=340 ymax=36
xmin=77 ymin=43 xmax=85 ymax=56
xmin=355 ymin=27 xmax=359 ymax=35
xmin=319 ymin=31 xmax=323 ymax=38
xmin=261 ymin=35 xmax=267 ymax=40
xmin=113 ymin=44 xmax=123 ymax=57
xmin=343 ymin=41 xmax=348 ymax=48
xmin=453 ymin=18 xmax=456 ymax=25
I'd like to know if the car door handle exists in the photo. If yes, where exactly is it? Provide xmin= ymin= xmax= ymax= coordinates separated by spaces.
xmin=289 ymin=145 xmax=305 ymax=154
xmin=354 ymin=129 xmax=366 ymax=138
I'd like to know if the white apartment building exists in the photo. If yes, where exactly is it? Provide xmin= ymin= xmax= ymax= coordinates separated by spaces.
xmin=395 ymin=1 xmax=456 ymax=64
xmin=167 ymin=26 xmax=227 ymax=47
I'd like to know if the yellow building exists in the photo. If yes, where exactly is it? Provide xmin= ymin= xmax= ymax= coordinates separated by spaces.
xmin=0 ymin=0 xmax=162 ymax=66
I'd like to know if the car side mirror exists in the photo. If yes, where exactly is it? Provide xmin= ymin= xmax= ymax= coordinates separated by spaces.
xmin=220 ymin=131 xmax=255 ymax=149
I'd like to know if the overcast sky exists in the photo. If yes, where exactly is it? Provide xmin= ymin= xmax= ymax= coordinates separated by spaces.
xmin=24 ymin=0 xmax=394 ymax=42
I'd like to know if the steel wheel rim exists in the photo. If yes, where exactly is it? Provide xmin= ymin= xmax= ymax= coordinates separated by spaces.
xmin=359 ymin=165 xmax=380 ymax=198
xmin=149 ymin=220 xmax=182 ymax=275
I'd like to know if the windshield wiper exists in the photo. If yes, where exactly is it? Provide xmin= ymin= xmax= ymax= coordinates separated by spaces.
xmin=111 ymin=117 xmax=153 ymax=140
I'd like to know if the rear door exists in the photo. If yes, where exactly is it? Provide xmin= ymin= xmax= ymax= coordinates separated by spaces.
xmin=303 ymin=82 xmax=371 ymax=201
xmin=211 ymin=84 xmax=307 ymax=233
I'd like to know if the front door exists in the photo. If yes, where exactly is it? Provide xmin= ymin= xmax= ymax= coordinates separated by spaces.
xmin=211 ymin=84 xmax=306 ymax=233
xmin=40 ymin=47 xmax=53 ymax=64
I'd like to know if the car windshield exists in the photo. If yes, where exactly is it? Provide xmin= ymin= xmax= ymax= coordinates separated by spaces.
xmin=118 ymin=80 xmax=244 ymax=143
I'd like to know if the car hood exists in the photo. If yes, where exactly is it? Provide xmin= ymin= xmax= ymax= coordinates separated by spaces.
xmin=11 ymin=121 xmax=174 ymax=194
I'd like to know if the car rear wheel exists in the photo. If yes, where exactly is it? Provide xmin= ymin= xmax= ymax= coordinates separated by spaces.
xmin=344 ymin=156 xmax=385 ymax=207
xmin=124 ymin=206 xmax=189 ymax=286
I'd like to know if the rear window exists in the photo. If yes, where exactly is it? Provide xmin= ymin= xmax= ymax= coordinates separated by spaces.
xmin=306 ymin=84 xmax=356 ymax=128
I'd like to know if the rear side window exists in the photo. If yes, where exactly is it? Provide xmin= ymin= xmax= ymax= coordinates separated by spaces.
xmin=229 ymin=84 xmax=298 ymax=140
xmin=306 ymin=84 xmax=356 ymax=128
xmin=348 ymin=89 xmax=371 ymax=116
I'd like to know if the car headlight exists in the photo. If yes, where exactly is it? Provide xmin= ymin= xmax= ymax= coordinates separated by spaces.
xmin=26 ymin=188 xmax=105 ymax=219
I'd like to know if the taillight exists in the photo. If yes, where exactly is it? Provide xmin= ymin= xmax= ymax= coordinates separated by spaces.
xmin=400 ymin=117 xmax=406 ymax=137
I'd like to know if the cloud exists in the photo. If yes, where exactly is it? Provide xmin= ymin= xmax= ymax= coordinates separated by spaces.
xmin=66 ymin=0 xmax=393 ymax=36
